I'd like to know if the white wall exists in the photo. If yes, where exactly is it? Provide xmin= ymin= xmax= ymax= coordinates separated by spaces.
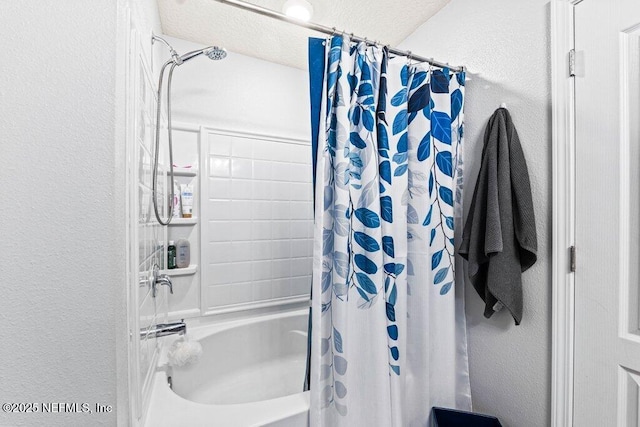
xmin=159 ymin=36 xmax=313 ymax=319
xmin=0 ymin=1 xmax=124 ymax=426
xmin=400 ymin=1 xmax=551 ymax=426
xmin=164 ymin=36 xmax=311 ymax=140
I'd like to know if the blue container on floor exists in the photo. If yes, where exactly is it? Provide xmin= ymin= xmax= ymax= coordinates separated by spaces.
xmin=430 ymin=407 xmax=502 ymax=427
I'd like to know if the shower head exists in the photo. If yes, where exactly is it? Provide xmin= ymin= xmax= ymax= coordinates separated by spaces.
xmin=205 ymin=47 xmax=227 ymax=61
xmin=178 ymin=46 xmax=227 ymax=64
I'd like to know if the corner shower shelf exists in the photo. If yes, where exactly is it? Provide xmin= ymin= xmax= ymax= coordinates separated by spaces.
xmin=162 ymin=264 xmax=198 ymax=277
xmin=169 ymin=217 xmax=198 ymax=226
xmin=172 ymin=168 xmax=198 ymax=177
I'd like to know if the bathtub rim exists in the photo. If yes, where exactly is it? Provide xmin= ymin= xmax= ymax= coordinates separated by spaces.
xmin=159 ymin=307 xmax=309 ymax=358
xmin=144 ymin=307 xmax=311 ymax=427
xmin=146 ymin=369 xmax=310 ymax=427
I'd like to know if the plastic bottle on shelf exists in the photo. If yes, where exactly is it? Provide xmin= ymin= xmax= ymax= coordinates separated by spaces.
xmin=180 ymin=184 xmax=193 ymax=218
xmin=167 ymin=241 xmax=177 ymax=269
xmin=176 ymin=239 xmax=190 ymax=268
xmin=172 ymin=181 xmax=182 ymax=218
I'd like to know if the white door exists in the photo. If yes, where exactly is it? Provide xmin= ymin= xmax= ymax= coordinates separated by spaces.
xmin=574 ymin=0 xmax=640 ymax=425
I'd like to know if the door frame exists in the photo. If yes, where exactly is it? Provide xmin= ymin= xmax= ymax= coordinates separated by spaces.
xmin=550 ymin=0 xmax=582 ymax=426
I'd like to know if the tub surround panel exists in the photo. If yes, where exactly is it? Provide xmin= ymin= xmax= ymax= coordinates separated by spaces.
xmin=163 ymin=127 xmax=202 ymax=320
xmin=163 ymin=124 xmax=313 ymax=320
xmin=128 ymin=3 xmax=168 ymax=424
xmin=203 ymin=130 xmax=313 ymax=311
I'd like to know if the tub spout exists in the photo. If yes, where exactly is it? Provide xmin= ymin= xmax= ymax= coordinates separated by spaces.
xmin=142 ymin=320 xmax=186 ymax=339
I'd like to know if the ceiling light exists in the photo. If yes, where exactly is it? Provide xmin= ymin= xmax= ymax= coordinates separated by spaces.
xmin=282 ymin=0 xmax=313 ymax=22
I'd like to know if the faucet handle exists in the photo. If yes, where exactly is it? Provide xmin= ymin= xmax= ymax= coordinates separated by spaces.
xmin=159 ymin=277 xmax=173 ymax=294
xmin=151 ymin=264 xmax=173 ymax=297
xmin=158 ymin=271 xmax=173 ymax=293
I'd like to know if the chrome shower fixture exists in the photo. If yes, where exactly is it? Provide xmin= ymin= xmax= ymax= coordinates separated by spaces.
xmin=152 ymin=34 xmax=227 ymax=65
xmin=205 ymin=46 xmax=228 ymax=61
xmin=179 ymin=46 xmax=227 ymax=63
xmin=150 ymin=34 xmax=227 ymax=225
xmin=152 ymin=34 xmax=181 ymax=64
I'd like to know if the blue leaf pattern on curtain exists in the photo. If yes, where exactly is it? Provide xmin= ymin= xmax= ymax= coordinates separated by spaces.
xmin=311 ymin=36 xmax=469 ymax=427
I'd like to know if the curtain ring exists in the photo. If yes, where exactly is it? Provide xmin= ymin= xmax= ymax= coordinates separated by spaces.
xmin=331 ymin=27 xmax=337 ymax=37
xmin=406 ymin=50 xmax=412 ymax=64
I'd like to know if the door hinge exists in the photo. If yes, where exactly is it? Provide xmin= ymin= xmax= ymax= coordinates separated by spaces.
xmin=569 ymin=49 xmax=576 ymax=77
xmin=570 ymin=246 xmax=576 ymax=272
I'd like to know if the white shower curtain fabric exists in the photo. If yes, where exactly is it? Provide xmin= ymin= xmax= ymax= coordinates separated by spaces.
xmin=310 ymin=37 xmax=471 ymax=427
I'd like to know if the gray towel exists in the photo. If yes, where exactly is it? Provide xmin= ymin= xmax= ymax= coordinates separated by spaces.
xmin=458 ymin=108 xmax=537 ymax=325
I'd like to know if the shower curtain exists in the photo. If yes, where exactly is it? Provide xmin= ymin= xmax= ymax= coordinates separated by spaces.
xmin=309 ymin=36 xmax=471 ymax=427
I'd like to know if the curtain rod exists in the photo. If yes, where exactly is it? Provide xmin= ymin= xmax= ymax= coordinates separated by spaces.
xmin=212 ymin=0 xmax=465 ymax=73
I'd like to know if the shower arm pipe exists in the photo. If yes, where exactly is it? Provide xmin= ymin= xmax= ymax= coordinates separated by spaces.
xmin=152 ymin=34 xmax=181 ymax=64
xmin=212 ymin=0 xmax=465 ymax=72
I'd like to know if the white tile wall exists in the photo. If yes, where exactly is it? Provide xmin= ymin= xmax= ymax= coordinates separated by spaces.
xmin=133 ymin=50 xmax=167 ymax=406
xmin=204 ymin=133 xmax=313 ymax=310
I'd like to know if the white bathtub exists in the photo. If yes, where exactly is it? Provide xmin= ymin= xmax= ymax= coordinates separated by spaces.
xmin=145 ymin=309 xmax=310 ymax=427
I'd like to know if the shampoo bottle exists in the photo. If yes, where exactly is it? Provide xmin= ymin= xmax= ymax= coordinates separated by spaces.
xmin=176 ymin=239 xmax=190 ymax=268
xmin=167 ymin=241 xmax=177 ymax=269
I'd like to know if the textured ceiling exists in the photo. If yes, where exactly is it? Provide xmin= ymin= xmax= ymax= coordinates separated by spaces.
xmin=157 ymin=0 xmax=450 ymax=69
